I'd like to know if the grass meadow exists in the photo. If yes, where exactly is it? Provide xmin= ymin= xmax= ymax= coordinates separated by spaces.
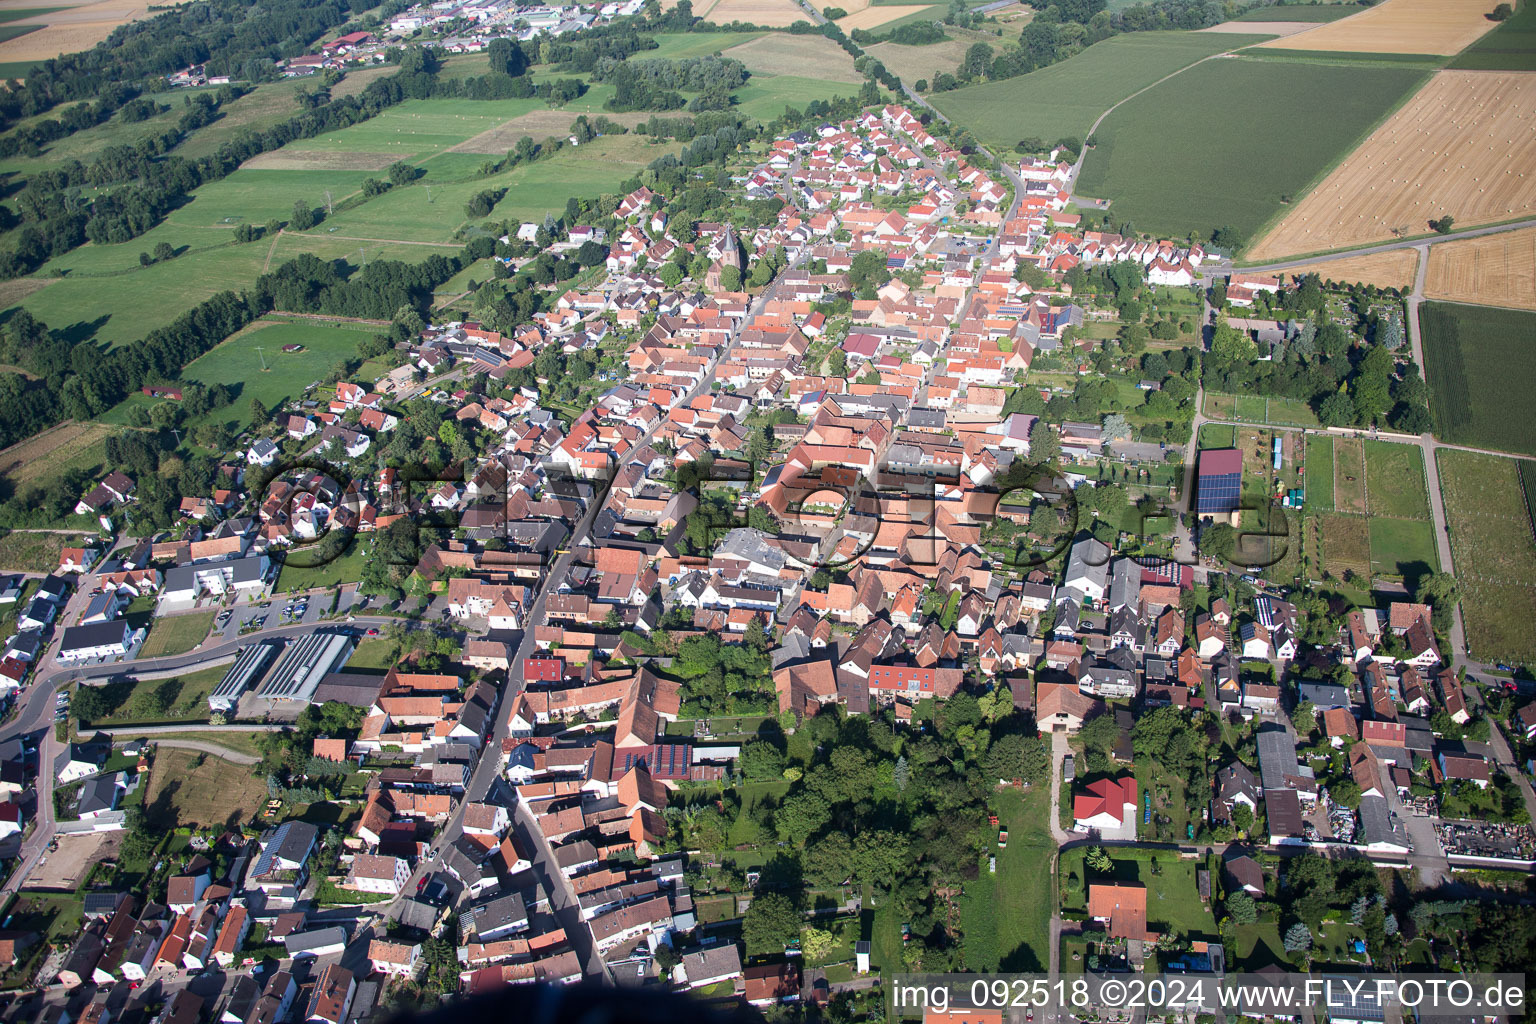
xmin=1421 ymin=302 xmax=1536 ymax=456
xmin=932 ymin=31 xmax=1267 ymax=152
xmin=1364 ymin=439 xmax=1429 ymax=519
xmin=1305 ymin=433 xmax=1334 ymax=510
xmin=101 ymin=319 xmax=375 ymax=432
xmin=1437 ymin=448 xmax=1536 ymax=665
xmin=1075 ymin=56 xmax=1424 ymax=246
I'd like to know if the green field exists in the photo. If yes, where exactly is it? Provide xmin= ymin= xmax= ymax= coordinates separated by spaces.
xmin=1449 ymin=0 xmax=1536 ymax=70
xmin=101 ymin=319 xmax=373 ymax=432
xmin=1199 ymin=422 xmax=1237 ymax=449
xmin=1075 ymin=57 xmax=1424 ymax=247
xmin=957 ymin=784 xmax=1053 ymax=972
xmin=139 ymin=611 xmax=216 ymax=658
xmin=648 ymin=29 xmax=764 ymax=58
xmin=933 ymin=32 xmax=1268 ymax=152
xmin=1421 ymin=302 xmax=1536 ymax=456
xmin=1438 ymin=449 xmax=1536 ymax=665
xmin=1368 ymin=516 xmax=1438 ymax=579
xmin=1306 ymin=434 xmax=1334 ymax=510
xmin=1229 ymin=3 xmax=1362 ymax=19
xmin=730 ymin=74 xmax=864 ymax=123
xmin=1364 ymin=440 xmax=1429 ymax=519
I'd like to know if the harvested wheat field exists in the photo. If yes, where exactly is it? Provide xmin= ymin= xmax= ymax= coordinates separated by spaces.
xmin=837 ymin=4 xmax=932 ymax=29
xmin=866 ymin=37 xmax=971 ymax=82
xmin=1425 ymin=227 xmax=1536 ymax=310
xmin=1248 ymin=72 xmax=1536 ymax=260
xmin=724 ymin=33 xmax=864 ymax=81
xmin=242 ymin=150 xmax=401 ymax=171
xmin=452 ymin=110 xmax=651 ymax=154
xmin=1254 ymin=0 xmax=1498 ymax=54
xmin=703 ymin=0 xmax=810 ymax=27
xmin=0 ymin=0 xmax=186 ymax=64
xmin=1280 ymin=249 xmax=1419 ymax=290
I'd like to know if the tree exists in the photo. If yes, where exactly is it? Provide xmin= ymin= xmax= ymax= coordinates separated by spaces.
xmin=719 ymin=264 xmax=742 ymax=291
xmin=743 ymin=892 xmax=801 ymax=956
xmin=1210 ymin=319 xmax=1256 ymax=364
xmin=1226 ymin=890 xmax=1258 ymax=925
xmin=1085 ymin=846 xmax=1112 ymax=873
xmin=1293 ymin=699 xmax=1317 ymax=735
xmin=802 ymin=832 xmax=853 ymax=888
xmin=741 ymin=739 xmax=786 ymax=781
xmin=1232 ymin=803 xmax=1254 ymax=835
xmin=1431 ymin=215 xmax=1456 ymax=233
xmin=1284 ymin=922 xmax=1313 ymax=953
xmin=1416 ymin=571 xmax=1459 ymax=631
xmin=802 ymin=927 xmax=836 ymax=962
xmin=290 ymin=200 xmax=316 ymax=231
xmin=1101 ymin=413 xmax=1131 ymax=442
xmin=1029 ymin=419 xmax=1060 ymax=464
xmin=70 ymin=686 xmax=108 ymax=723
xmin=1317 ymin=390 xmax=1357 ymax=428
xmin=1351 ymin=344 xmax=1394 ymax=423
xmin=1489 ymin=2 xmax=1512 ymax=17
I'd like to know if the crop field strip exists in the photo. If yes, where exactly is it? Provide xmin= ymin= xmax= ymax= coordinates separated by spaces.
xmin=1253 ymin=0 xmax=1503 ymax=54
xmin=1424 ymin=226 xmax=1536 ymax=311
xmin=1248 ymin=72 xmax=1536 ymax=261
xmin=1420 ymin=302 xmax=1536 ymax=456
xmin=702 ymin=0 xmax=812 ymax=26
xmin=1276 ymin=249 xmax=1418 ymax=291
xmin=1437 ymin=448 xmax=1536 ymax=663
xmin=1074 ymin=56 xmax=1425 ymax=245
xmin=1449 ymin=0 xmax=1536 ymax=70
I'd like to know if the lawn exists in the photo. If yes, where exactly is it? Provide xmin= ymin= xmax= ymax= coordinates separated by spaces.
xmin=138 ymin=611 xmax=216 ymax=659
xmin=143 ymin=749 xmax=268 ymax=829
xmin=957 ymin=783 xmax=1053 ymax=973
xmin=1437 ymin=448 xmax=1536 ymax=665
xmin=1060 ymin=848 xmax=1215 ymax=937
xmin=274 ymin=540 xmax=369 ymax=592
xmin=347 ymin=637 xmax=399 ymax=671
xmin=1421 ymin=302 xmax=1536 ymax=456
xmin=1305 ymin=434 xmax=1334 ymax=510
xmin=100 ymin=319 xmax=374 ymax=434
xmin=1449 ymin=0 xmax=1536 ymax=70
xmin=1235 ymin=394 xmax=1267 ymax=422
xmin=1364 ymin=439 xmax=1429 ymax=519
xmin=0 ymin=894 xmax=82 ymax=989
xmin=1075 ymin=57 xmax=1425 ymax=248
xmin=1199 ymin=422 xmax=1236 ymax=449
xmin=933 ymin=31 xmax=1269 ymax=152
xmin=1368 ymin=516 xmax=1438 ymax=580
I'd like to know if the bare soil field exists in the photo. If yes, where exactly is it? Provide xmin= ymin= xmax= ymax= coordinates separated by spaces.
xmin=1249 ymin=72 xmax=1536 ymax=260
xmin=866 ymin=36 xmax=971 ymax=82
xmin=0 ymin=420 xmax=114 ymax=488
xmin=241 ymin=149 xmax=400 ymax=171
xmin=451 ymin=110 xmax=652 ymax=154
xmin=1425 ymin=226 xmax=1536 ymax=310
xmin=1254 ymin=0 xmax=1499 ymax=54
xmin=724 ymin=33 xmax=864 ymax=81
xmin=704 ymin=0 xmax=811 ymax=27
xmin=1281 ymin=249 xmax=1419 ymax=290
xmin=0 ymin=0 xmax=188 ymax=63
xmin=26 ymin=832 xmax=115 ymax=891
xmin=1201 ymin=21 xmax=1316 ymax=35
xmin=837 ymin=3 xmax=931 ymax=29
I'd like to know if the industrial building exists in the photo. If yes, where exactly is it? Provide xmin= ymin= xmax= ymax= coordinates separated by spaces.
xmin=253 ymin=632 xmax=355 ymax=703
xmin=208 ymin=642 xmax=282 ymax=713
